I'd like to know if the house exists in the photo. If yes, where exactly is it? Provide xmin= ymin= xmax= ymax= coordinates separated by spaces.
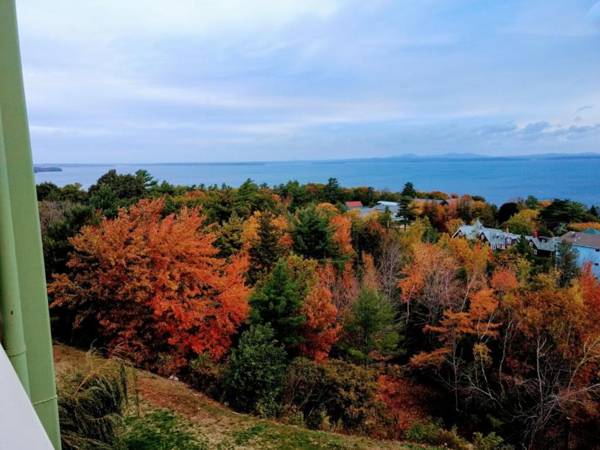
xmin=453 ymin=219 xmax=520 ymax=250
xmin=356 ymin=201 xmax=403 ymax=222
xmin=560 ymin=230 xmax=600 ymax=278
xmin=453 ymin=219 xmax=558 ymax=255
xmin=526 ymin=235 xmax=557 ymax=257
xmin=344 ymin=200 xmax=363 ymax=210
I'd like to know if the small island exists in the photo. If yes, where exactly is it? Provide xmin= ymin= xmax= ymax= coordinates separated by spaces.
xmin=34 ymin=165 xmax=62 ymax=173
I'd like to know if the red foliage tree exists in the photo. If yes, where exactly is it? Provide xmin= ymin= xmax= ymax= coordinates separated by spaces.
xmin=299 ymin=267 xmax=340 ymax=361
xmin=49 ymin=199 xmax=250 ymax=372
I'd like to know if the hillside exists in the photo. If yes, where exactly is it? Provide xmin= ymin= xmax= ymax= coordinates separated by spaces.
xmin=53 ymin=345 xmax=434 ymax=450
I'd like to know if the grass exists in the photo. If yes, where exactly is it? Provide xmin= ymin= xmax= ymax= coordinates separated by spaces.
xmin=54 ymin=344 xmax=437 ymax=450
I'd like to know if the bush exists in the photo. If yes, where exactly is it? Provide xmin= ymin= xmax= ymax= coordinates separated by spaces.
xmin=472 ymin=431 xmax=510 ymax=450
xmin=283 ymin=357 xmax=382 ymax=433
xmin=405 ymin=421 xmax=510 ymax=450
xmin=223 ymin=325 xmax=288 ymax=417
xmin=122 ymin=410 xmax=209 ymax=450
xmin=405 ymin=421 xmax=469 ymax=450
xmin=377 ymin=373 xmax=431 ymax=436
xmin=186 ymin=354 xmax=224 ymax=399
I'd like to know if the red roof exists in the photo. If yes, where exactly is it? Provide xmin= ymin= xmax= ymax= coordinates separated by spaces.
xmin=345 ymin=201 xmax=363 ymax=208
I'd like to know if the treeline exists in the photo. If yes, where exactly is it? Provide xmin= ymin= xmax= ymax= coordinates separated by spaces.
xmin=39 ymin=170 xmax=600 ymax=449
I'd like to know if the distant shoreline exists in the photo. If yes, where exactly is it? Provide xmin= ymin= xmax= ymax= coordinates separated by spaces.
xmin=32 ymin=152 xmax=600 ymax=167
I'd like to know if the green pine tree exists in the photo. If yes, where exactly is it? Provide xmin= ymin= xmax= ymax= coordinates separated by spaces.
xmin=397 ymin=196 xmax=416 ymax=229
xmin=250 ymin=260 xmax=306 ymax=351
xmin=556 ymin=241 xmax=580 ymax=287
xmin=248 ymin=212 xmax=283 ymax=284
xmin=292 ymin=206 xmax=337 ymax=260
xmin=341 ymin=288 xmax=402 ymax=366
xmin=401 ymin=182 xmax=417 ymax=198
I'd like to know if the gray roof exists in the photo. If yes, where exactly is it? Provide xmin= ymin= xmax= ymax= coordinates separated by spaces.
xmin=560 ymin=231 xmax=600 ymax=250
xmin=453 ymin=219 xmax=558 ymax=252
xmin=526 ymin=236 xmax=557 ymax=252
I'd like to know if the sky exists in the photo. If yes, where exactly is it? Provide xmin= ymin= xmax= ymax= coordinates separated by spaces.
xmin=16 ymin=0 xmax=600 ymax=163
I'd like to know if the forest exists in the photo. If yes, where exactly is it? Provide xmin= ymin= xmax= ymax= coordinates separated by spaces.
xmin=38 ymin=170 xmax=600 ymax=450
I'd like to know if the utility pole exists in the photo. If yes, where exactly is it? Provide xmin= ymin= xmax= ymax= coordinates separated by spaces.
xmin=0 ymin=0 xmax=62 ymax=448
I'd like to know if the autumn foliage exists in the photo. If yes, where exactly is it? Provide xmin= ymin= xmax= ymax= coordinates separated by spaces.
xmin=299 ymin=267 xmax=340 ymax=361
xmin=49 ymin=199 xmax=250 ymax=372
xmin=377 ymin=374 xmax=430 ymax=434
xmin=41 ymin=174 xmax=600 ymax=449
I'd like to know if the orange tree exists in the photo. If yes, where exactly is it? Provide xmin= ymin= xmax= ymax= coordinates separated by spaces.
xmin=49 ymin=198 xmax=250 ymax=373
xmin=407 ymin=264 xmax=600 ymax=447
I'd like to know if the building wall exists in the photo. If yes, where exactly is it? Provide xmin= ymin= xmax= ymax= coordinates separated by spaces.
xmin=574 ymin=245 xmax=600 ymax=278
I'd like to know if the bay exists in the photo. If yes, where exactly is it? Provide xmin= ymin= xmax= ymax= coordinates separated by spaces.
xmin=34 ymin=155 xmax=600 ymax=206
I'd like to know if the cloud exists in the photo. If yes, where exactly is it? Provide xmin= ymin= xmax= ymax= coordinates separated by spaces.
xmin=15 ymin=0 xmax=600 ymax=162
xmin=17 ymin=0 xmax=341 ymax=41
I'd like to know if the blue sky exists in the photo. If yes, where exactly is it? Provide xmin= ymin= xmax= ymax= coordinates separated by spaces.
xmin=16 ymin=0 xmax=600 ymax=163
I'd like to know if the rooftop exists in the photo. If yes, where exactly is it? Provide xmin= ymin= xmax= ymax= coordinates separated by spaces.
xmin=560 ymin=231 xmax=600 ymax=250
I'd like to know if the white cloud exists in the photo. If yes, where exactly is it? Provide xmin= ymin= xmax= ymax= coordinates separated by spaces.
xmin=17 ymin=0 xmax=341 ymax=41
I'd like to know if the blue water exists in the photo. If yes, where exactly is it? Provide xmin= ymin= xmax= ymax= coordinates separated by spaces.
xmin=34 ymin=156 xmax=600 ymax=206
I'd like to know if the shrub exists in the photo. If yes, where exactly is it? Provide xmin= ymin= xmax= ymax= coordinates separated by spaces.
xmin=405 ymin=421 xmax=469 ymax=450
xmin=223 ymin=325 xmax=288 ymax=417
xmin=377 ymin=373 xmax=431 ymax=436
xmin=283 ymin=357 xmax=382 ymax=433
xmin=472 ymin=431 xmax=510 ymax=450
xmin=405 ymin=421 xmax=510 ymax=450
xmin=186 ymin=354 xmax=224 ymax=399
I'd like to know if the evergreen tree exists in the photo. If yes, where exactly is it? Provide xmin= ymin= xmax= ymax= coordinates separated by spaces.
xmin=401 ymin=182 xmax=417 ymax=198
xmin=379 ymin=207 xmax=393 ymax=229
xmin=540 ymin=199 xmax=589 ymax=233
xmin=525 ymin=195 xmax=539 ymax=209
xmin=397 ymin=196 xmax=416 ymax=229
xmin=556 ymin=241 xmax=580 ymax=287
xmin=340 ymin=288 xmax=402 ymax=366
xmin=420 ymin=217 xmax=439 ymax=243
xmin=589 ymin=205 xmax=599 ymax=219
xmin=233 ymin=179 xmax=277 ymax=218
xmin=248 ymin=212 xmax=283 ymax=284
xmin=292 ymin=206 xmax=337 ymax=260
xmin=88 ymin=169 xmax=155 ymax=217
xmin=250 ymin=260 xmax=306 ymax=351
xmin=497 ymin=202 xmax=519 ymax=224
xmin=515 ymin=235 xmax=534 ymax=259
xmin=324 ymin=177 xmax=343 ymax=204
xmin=214 ymin=213 xmax=245 ymax=258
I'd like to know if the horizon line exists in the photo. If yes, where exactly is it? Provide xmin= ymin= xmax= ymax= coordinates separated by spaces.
xmin=34 ymin=151 xmax=600 ymax=166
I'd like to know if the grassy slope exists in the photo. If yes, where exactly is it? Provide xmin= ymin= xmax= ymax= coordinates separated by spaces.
xmin=54 ymin=344 xmax=435 ymax=450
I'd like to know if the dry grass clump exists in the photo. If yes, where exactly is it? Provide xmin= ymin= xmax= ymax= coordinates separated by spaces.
xmin=57 ymin=350 xmax=129 ymax=450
